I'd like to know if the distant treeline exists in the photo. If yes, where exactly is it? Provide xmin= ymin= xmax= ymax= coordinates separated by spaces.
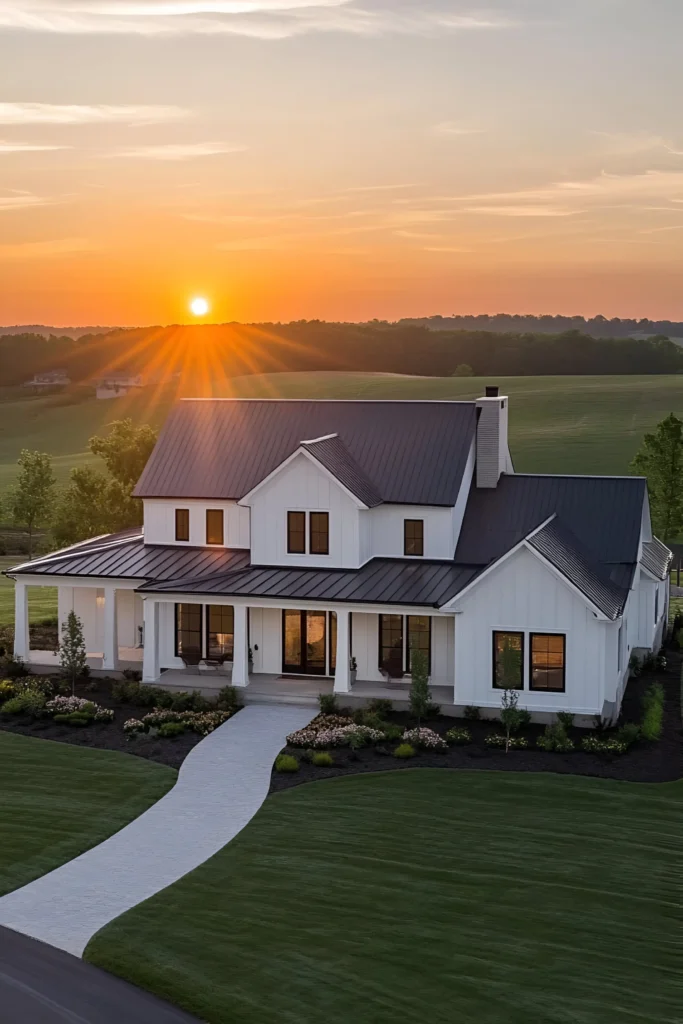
xmin=397 ymin=314 xmax=683 ymax=338
xmin=2 ymin=323 xmax=682 ymax=388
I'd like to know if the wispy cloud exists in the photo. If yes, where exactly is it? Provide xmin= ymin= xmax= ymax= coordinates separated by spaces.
xmin=0 ymin=102 xmax=188 ymax=125
xmin=0 ymin=236 xmax=97 ymax=258
xmin=432 ymin=121 xmax=485 ymax=137
xmin=0 ymin=1 xmax=515 ymax=39
xmin=111 ymin=141 xmax=247 ymax=160
xmin=0 ymin=139 xmax=69 ymax=152
xmin=0 ymin=190 xmax=52 ymax=211
xmin=462 ymin=204 xmax=579 ymax=218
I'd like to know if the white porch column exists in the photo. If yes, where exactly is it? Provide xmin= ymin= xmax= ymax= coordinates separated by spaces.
xmin=142 ymin=599 xmax=160 ymax=682
xmin=102 ymin=586 xmax=119 ymax=671
xmin=232 ymin=604 xmax=249 ymax=687
xmin=14 ymin=581 xmax=29 ymax=661
xmin=333 ymin=608 xmax=351 ymax=693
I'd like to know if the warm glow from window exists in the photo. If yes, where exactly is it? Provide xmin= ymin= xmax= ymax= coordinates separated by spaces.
xmin=190 ymin=296 xmax=209 ymax=317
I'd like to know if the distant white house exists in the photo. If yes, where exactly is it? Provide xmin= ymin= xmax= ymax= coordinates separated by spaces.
xmin=23 ymin=369 xmax=71 ymax=390
xmin=6 ymin=391 xmax=672 ymax=724
xmin=95 ymin=372 xmax=145 ymax=400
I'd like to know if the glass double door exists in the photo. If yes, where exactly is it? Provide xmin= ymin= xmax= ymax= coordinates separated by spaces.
xmin=282 ymin=610 xmax=330 ymax=675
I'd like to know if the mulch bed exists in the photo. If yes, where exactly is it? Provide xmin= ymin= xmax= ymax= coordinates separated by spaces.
xmin=0 ymin=677 xmax=204 ymax=770
xmin=270 ymin=653 xmax=683 ymax=793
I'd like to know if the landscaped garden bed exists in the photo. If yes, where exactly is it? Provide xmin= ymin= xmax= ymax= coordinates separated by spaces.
xmin=270 ymin=651 xmax=683 ymax=792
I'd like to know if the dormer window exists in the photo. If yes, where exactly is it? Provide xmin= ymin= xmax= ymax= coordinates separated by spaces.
xmin=404 ymin=519 xmax=424 ymax=557
xmin=206 ymin=509 xmax=224 ymax=546
xmin=310 ymin=512 xmax=329 ymax=555
xmin=287 ymin=511 xmax=329 ymax=555
xmin=175 ymin=508 xmax=190 ymax=543
xmin=287 ymin=512 xmax=306 ymax=554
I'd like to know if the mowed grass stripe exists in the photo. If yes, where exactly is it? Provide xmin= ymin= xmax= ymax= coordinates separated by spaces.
xmin=85 ymin=770 xmax=683 ymax=1024
xmin=0 ymin=731 xmax=175 ymax=896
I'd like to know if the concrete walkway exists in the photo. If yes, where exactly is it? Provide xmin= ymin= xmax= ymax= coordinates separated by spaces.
xmin=0 ymin=704 xmax=313 ymax=958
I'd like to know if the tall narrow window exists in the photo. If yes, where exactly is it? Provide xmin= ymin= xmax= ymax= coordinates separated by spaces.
xmin=329 ymin=611 xmax=337 ymax=673
xmin=287 ymin=511 xmax=306 ymax=554
xmin=404 ymin=519 xmax=424 ymax=556
xmin=175 ymin=603 xmax=202 ymax=656
xmin=175 ymin=508 xmax=190 ymax=542
xmin=529 ymin=634 xmax=565 ymax=692
xmin=407 ymin=615 xmax=431 ymax=674
xmin=207 ymin=605 xmax=234 ymax=660
xmin=493 ymin=631 xmax=524 ymax=689
xmin=379 ymin=614 xmax=404 ymax=677
xmin=206 ymin=509 xmax=224 ymax=546
xmin=310 ymin=512 xmax=329 ymax=555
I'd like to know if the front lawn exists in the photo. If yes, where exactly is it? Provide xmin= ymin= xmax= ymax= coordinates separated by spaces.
xmin=85 ymin=770 xmax=683 ymax=1024
xmin=0 ymin=731 xmax=175 ymax=896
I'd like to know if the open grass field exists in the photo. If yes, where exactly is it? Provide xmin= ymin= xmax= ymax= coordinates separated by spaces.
xmin=0 ymin=731 xmax=175 ymax=897
xmin=0 ymin=555 xmax=56 ymax=627
xmin=85 ymin=769 xmax=683 ymax=1024
xmin=0 ymin=373 xmax=682 ymax=488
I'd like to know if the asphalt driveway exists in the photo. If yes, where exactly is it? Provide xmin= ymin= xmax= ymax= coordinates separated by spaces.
xmin=0 ymin=926 xmax=201 ymax=1023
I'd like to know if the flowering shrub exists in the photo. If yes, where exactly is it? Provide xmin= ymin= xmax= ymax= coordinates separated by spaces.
xmin=46 ymin=696 xmax=95 ymax=715
xmin=402 ymin=727 xmax=447 ymax=751
xmin=287 ymin=722 xmax=384 ymax=749
xmin=445 ymin=727 xmax=472 ymax=746
xmin=581 ymin=735 xmax=628 ymax=755
xmin=124 ymin=718 xmax=146 ymax=734
xmin=141 ymin=708 xmax=233 ymax=736
xmin=94 ymin=708 xmax=114 ymax=722
xmin=484 ymin=734 xmax=529 ymax=749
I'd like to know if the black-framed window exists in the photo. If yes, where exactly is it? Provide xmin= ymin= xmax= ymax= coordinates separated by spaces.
xmin=206 ymin=509 xmax=224 ymax=546
xmin=379 ymin=614 xmax=404 ymax=676
xmin=287 ymin=511 xmax=306 ymax=554
xmin=207 ymin=605 xmax=234 ymax=660
xmin=404 ymin=519 xmax=424 ymax=557
xmin=310 ymin=512 xmax=329 ymax=555
xmin=175 ymin=508 xmax=190 ymax=542
xmin=329 ymin=611 xmax=337 ymax=673
xmin=492 ymin=631 xmax=524 ymax=689
xmin=175 ymin=603 xmax=203 ymax=657
xmin=407 ymin=615 xmax=431 ymax=674
xmin=529 ymin=633 xmax=566 ymax=692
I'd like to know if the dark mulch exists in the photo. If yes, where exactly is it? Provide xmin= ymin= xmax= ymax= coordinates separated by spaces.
xmin=270 ymin=654 xmax=683 ymax=793
xmin=0 ymin=677 xmax=204 ymax=770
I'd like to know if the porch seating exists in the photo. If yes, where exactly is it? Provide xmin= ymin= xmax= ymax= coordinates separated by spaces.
xmin=380 ymin=647 xmax=405 ymax=687
xmin=203 ymin=652 xmax=232 ymax=674
xmin=180 ymin=646 xmax=202 ymax=674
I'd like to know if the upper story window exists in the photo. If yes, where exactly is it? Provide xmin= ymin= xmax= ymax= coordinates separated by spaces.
xmin=206 ymin=508 xmax=224 ymax=546
xmin=287 ymin=511 xmax=329 ymax=555
xmin=404 ymin=519 xmax=424 ymax=557
xmin=287 ymin=511 xmax=306 ymax=554
xmin=310 ymin=512 xmax=329 ymax=555
xmin=175 ymin=508 xmax=190 ymax=543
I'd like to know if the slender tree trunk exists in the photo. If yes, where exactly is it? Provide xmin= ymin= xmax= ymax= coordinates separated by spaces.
xmin=28 ymin=521 xmax=33 ymax=560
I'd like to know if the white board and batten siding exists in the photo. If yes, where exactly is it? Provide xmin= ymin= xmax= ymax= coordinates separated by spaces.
xmin=351 ymin=612 xmax=454 ymax=685
xmin=451 ymin=546 xmax=615 ymax=716
xmin=143 ymin=499 xmax=250 ymax=548
xmin=58 ymin=586 xmax=143 ymax=653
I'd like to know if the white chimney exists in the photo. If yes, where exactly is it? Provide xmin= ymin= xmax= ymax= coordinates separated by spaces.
xmin=475 ymin=385 xmax=513 ymax=488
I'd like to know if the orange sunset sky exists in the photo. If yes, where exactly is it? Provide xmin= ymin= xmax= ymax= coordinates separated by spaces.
xmin=1 ymin=0 xmax=683 ymax=326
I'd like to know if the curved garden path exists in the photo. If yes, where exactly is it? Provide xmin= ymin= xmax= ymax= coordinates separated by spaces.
xmin=0 ymin=704 xmax=314 ymax=958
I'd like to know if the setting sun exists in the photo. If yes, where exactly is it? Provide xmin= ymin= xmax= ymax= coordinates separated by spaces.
xmin=190 ymin=296 xmax=210 ymax=317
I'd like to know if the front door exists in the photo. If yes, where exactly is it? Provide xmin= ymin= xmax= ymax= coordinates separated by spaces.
xmin=282 ymin=610 xmax=327 ymax=675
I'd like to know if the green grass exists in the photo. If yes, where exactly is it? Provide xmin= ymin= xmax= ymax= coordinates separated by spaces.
xmin=0 ymin=555 xmax=57 ymax=627
xmin=85 ymin=770 xmax=683 ymax=1024
xmin=0 ymin=373 xmax=681 ymax=487
xmin=0 ymin=730 xmax=175 ymax=896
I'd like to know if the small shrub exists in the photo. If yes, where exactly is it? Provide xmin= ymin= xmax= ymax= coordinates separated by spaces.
xmin=0 ymin=680 xmax=18 ymax=703
xmin=146 ymin=687 xmax=174 ymax=709
xmin=318 ymin=693 xmax=339 ymax=716
xmin=122 ymin=669 xmax=142 ymax=682
xmin=517 ymin=709 xmax=532 ymax=730
xmin=640 ymin=682 xmax=664 ymax=742
xmin=355 ymin=710 xmax=388 ymax=731
xmin=275 ymin=754 xmax=299 ymax=773
xmin=94 ymin=708 xmax=114 ymax=723
xmin=628 ymin=652 xmax=642 ymax=678
xmin=158 ymin=721 xmax=186 ymax=738
xmin=581 ymin=735 xmax=628 ymax=755
xmin=463 ymin=705 xmax=481 ymax=721
xmin=367 ymin=698 xmax=393 ymax=716
xmin=403 ymin=727 xmax=447 ymax=751
xmin=484 ymin=734 xmax=529 ymax=750
xmin=348 ymin=730 xmax=369 ymax=750
xmin=53 ymin=711 xmax=91 ymax=727
xmin=0 ymin=687 xmax=47 ymax=717
xmin=655 ymin=653 xmax=667 ymax=672
xmin=615 ymin=723 xmax=640 ymax=750
xmin=641 ymin=652 xmax=657 ymax=674
xmin=556 ymin=711 xmax=574 ymax=731
xmin=312 ymin=751 xmax=334 ymax=767
xmin=381 ymin=723 xmax=404 ymax=742
xmin=217 ymin=686 xmax=242 ymax=711
xmin=425 ymin=701 xmax=441 ymax=718
xmin=123 ymin=718 xmax=147 ymax=735
xmin=537 ymin=723 xmax=574 ymax=753
xmin=168 ymin=691 xmax=194 ymax=712
xmin=445 ymin=726 xmax=472 ymax=745
xmin=393 ymin=743 xmax=416 ymax=759
xmin=0 ymin=655 xmax=28 ymax=679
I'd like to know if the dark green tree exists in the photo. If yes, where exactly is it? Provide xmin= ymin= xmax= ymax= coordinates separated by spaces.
xmin=631 ymin=413 xmax=683 ymax=541
xmin=500 ymin=689 xmax=524 ymax=754
xmin=409 ymin=647 xmax=431 ymax=727
xmin=4 ymin=450 xmax=55 ymax=558
xmin=59 ymin=610 xmax=87 ymax=695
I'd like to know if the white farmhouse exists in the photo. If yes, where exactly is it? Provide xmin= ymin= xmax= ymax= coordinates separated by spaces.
xmin=7 ymin=390 xmax=671 ymax=722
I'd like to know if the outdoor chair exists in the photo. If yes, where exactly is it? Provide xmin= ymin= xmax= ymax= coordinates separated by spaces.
xmin=181 ymin=647 xmax=202 ymax=674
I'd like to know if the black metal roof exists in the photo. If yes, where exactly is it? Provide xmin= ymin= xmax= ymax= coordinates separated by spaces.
xmin=527 ymin=517 xmax=628 ymax=619
xmin=641 ymin=538 xmax=673 ymax=580
xmin=300 ymin=434 xmax=383 ymax=508
xmin=139 ymin=558 xmax=479 ymax=608
xmin=456 ymin=474 xmax=647 ymax=567
xmin=133 ymin=400 xmax=477 ymax=506
xmin=8 ymin=532 xmax=250 ymax=581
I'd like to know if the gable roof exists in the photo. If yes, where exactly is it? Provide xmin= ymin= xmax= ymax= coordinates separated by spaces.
xmin=527 ymin=516 xmax=629 ymax=619
xmin=641 ymin=538 xmax=673 ymax=580
xmin=300 ymin=434 xmax=383 ymax=508
xmin=456 ymin=473 xmax=646 ymax=567
xmin=133 ymin=399 xmax=477 ymax=506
